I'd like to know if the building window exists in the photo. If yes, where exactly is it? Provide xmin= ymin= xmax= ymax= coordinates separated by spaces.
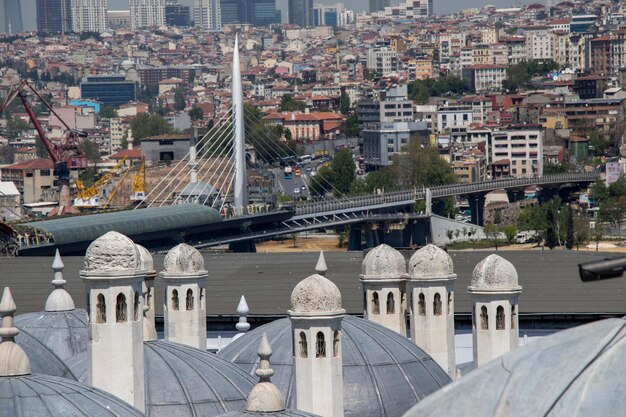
xmin=372 ymin=291 xmax=380 ymax=315
xmin=316 ymin=332 xmax=326 ymax=358
xmin=480 ymin=305 xmax=489 ymax=330
xmin=171 ymin=289 xmax=179 ymax=311
xmin=418 ymin=293 xmax=426 ymax=316
xmin=386 ymin=292 xmax=395 ymax=314
xmin=116 ymin=293 xmax=127 ymax=323
xmin=159 ymin=140 xmax=174 ymax=145
xmin=133 ymin=291 xmax=140 ymax=321
xmin=40 ymin=170 xmax=50 ymax=176
xmin=96 ymin=293 xmax=106 ymax=323
xmin=511 ymin=305 xmax=517 ymax=329
xmin=433 ymin=293 xmax=442 ymax=316
xmin=299 ymin=332 xmax=308 ymax=358
xmin=496 ymin=306 xmax=505 ymax=330
xmin=447 ymin=292 xmax=452 ymax=315
xmin=333 ymin=330 xmax=340 ymax=357
xmin=186 ymin=289 xmax=194 ymax=311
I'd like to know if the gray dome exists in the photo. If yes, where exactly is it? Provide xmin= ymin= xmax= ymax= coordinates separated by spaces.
xmin=83 ymin=231 xmax=141 ymax=272
xmin=470 ymin=254 xmax=520 ymax=290
xmin=361 ymin=244 xmax=406 ymax=278
xmin=403 ymin=317 xmax=626 ymax=417
xmin=0 ymin=373 xmax=146 ymax=417
xmin=290 ymin=274 xmax=343 ymax=313
xmin=408 ymin=245 xmax=454 ymax=278
xmin=218 ymin=316 xmax=451 ymax=417
xmin=144 ymin=340 xmax=255 ymax=417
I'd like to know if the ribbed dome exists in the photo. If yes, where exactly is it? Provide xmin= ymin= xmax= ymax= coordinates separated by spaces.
xmin=0 ymin=373 xmax=146 ymax=417
xmin=143 ymin=340 xmax=255 ymax=417
xmin=408 ymin=245 xmax=454 ymax=278
xmin=470 ymin=254 xmax=520 ymax=290
xmin=403 ymin=317 xmax=626 ymax=417
xmin=14 ymin=309 xmax=88 ymax=382
xmin=218 ymin=316 xmax=451 ymax=417
xmin=361 ymin=244 xmax=406 ymax=278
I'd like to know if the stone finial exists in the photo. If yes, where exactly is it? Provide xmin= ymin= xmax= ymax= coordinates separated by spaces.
xmin=290 ymin=274 xmax=343 ymax=314
xmin=361 ymin=244 xmax=406 ymax=278
xmin=315 ymin=251 xmax=328 ymax=276
xmin=246 ymin=333 xmax=285 ymax=412
xmin=0 ymin=287 xmax=31 ymax=376
xmin=45 ymin=249 xmax=75 ymax=312
xmin=470 ymin=254 xmax=521 ymax=291
xmin=83 ymin=231 xmax=141 ymax=272
xmin=236 ymin=295 xmax=250 ymax=332
xmin=163 ymin=243 xmax=206 ymax=274
xmin=408 ymin=244 xmax=455 ymax=279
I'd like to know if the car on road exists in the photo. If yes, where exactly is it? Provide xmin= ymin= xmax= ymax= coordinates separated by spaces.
xmin=294 ymin=187 xmax=301 ymax=194
xmin=306 ymin=166 xmax=312 ymax=172
xmin=301 ymin=185 xmax=306 ymax=190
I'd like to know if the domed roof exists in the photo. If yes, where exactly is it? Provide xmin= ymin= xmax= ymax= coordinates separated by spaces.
xmin=218 ymin=316 xmax=451 ymax=417
xmin=144 ymin=340 xmax=255 ymax=417
xmin=163 ymin=243 xmax=206 ymax=274
xmin=0 ymin=374 xmax=146 ymax=417
xmin=470 ymin=254 xmax=520 ymax=291
xmin=136 ymin=244 xmax=154 ymax=272
xmin=361 ymin=244 xmax=406 ymax=278
xmin=83 ymin=231 xmax=141 ymax=272
xmin=402 ymin=317 xmax=626 ymax=417
xmin=290 ymin=274 xmax=343 ymax=313
xmin=408 ymin=245 xmax=454 ymax=278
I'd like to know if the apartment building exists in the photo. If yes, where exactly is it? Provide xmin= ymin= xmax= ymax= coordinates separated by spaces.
xmin=462 ymin=65 xmax=506 ymax=93
xmin=71 ymin=0 xmax=107 ymax=33
xmin=366 ymin=47 xmax=398 ymax=77
xmin=130 ymin=0 xmax=165 ymax=28
xmin=525 ymin=28 xmax=556 ymax=61
xmin=490 ymin=127 xmax=543 ymax=178
xmin=436 ymin=105 xmax=473 ymax=132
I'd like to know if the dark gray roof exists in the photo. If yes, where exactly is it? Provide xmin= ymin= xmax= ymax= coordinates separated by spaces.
xmin=218 ymin=316 xmax=451 ymax=417
xmin=144 ymin=340 xmax=255 ymax=417
xmin=219 ymin=411 xmax=319 ymax=417
xmin=0 ymin=374 xmax=146 ymax=417
xmin=3 ymin=250 xmax=626 ymax=316
xmin=403 ymin=317 xmax=626 ymax=417
xmin=13 ymin=329 xmax=79 ymax=381
xmin=20 ymin=205 xmax=222 ymax=246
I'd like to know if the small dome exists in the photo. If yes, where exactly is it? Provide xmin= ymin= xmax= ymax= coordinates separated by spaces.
xmin=290 ymin=274 xmax=342 ymax=313
xmin=470 ymin=254 xmax=519 ymax=290
xmin=163 ymin=243 xmax=206 ymax=274
xmin=83 ymin=231 xmax=141 ymax=272
xmin=0 ymin=374 xmax=146 ymax=417
xmin=136 ymin=244 xmax=154 ymax=272
xmin=218 ymin=316 xmax=451 ymax=417
xmin=402 ymin=317 xmax=626 ymax=417
xmin=361 ymin=244 xmax=406 ymax=278
xmin=408 ymin=245 xmax=455 ymax=278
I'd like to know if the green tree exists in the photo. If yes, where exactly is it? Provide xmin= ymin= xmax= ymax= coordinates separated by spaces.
xmin=330 ymin=148 xmax=356 ymax=195
xmin=99 ymin=105 xmax=118 ymax=119
xmin=573 ymin=213 xmax=589 ymax=250
xmin=364 ymin=169 xmax=396 ymax=193
xmin=543 ymin=162 xmax=568 ymax=174
xmin=565 ymin=205 xmax=574 ymax=250
xmin=340 ymin=90 xmax=351 ymax=115
xmin=391 ymin=139 xmax=456 ymax=188
xmin=502 ymin=60 xmax=559 ymax=92
xmin=588 ymin=132 xmax=610 ymax=157
xmin=79 ymin=140 xmax=99 ymax=162
xmin=599 ymin=196 xmax=626 ymax=229
xmin=444 ymin=197 xmax=457 ymax=219
xmin=279 ymin=95 xmax=306 ymax=112
xmin=189 ymin=106 xmax=204 ymax=121
xmin=346 ymin=114 xmax=359 ymax=137
xmin=590 ymin=178 xmax=609 ymax=204
xmin=484 ymin=223 xmax=501 ymax=250
xmin=0 ymin=145 xmax=14 ymax=164
xmin=545 ymin=206 xmax=559 ymax=249
xmin=129 ymin=113 xmax=174 ymax=144
xmin=174 ymin=88 xmax=186 ymax=112
xmin=504 ymin=225 xmax=517 ymax=244
xmin=6 ymin=116 xmax=30 ymax=139
xmin=309 ymin=165 xmax=334 ymax=197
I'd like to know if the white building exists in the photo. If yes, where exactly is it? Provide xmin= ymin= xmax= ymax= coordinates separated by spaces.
xmin=525 ymin=28 xmax=556 ymax=61
xmin=490 ymin=128 xmax=544 ymax=178
xmin=194 ymin=0 xmax=221 ymax=30
xmin=462 ymin=65 xmax=506 ymax=94
xmin=130 ymin=0 xmax=165 ymax=29
xmin=71 ymin=0 xmax=107 ymax=33
xmin=366 ymin=47 xmax=398 ymax=77
xmin=436 ymin=105 xmax=474 ymax=133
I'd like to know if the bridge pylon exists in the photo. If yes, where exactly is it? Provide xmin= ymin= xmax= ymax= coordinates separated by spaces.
xmin=232 ymin=35 xmax=248 ymax=215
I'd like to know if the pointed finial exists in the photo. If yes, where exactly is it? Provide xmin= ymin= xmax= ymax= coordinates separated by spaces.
xmin=0 ymin=287 xmax=32 ymax=376
xmin=236 ymin=295 xmax=250 ymax=332
xmin=255 ymin=333 xmax=274 ymax=381
xmin=315 ymin=251 xmax=327 ymax=276
xmin=245 ymin=333 xmax=285 ymax=412
xmin=45 ymin=250 xmax=75 ymax=312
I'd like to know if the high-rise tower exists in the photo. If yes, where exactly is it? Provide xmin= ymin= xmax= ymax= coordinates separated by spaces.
xmin=130 ymin=0 xmax=165 ymax=29
xmin=194 ymin=0 xmax=221 ymax=29
xmin=2 ymin=0 xmax=23 ymax=33
xmin=36 ymin=0 xmax=72 ymax=35
xmin=71 ymin=0 xmax=107 ymax=33
xmin=369 ymin=0 xmax=390 ymax=14
xmin=288 ymin=0 xmax=313 ymax=28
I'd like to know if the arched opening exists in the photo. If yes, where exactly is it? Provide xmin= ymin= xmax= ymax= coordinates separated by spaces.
xmin=372 ymin=291 xmax=380 ymax=315
xmin=433 ymin=293 xmax=442 ymax=316
xmin=480 ymin=305 xmax=489 ymax=330
xmin=116 ymin=293 xmax=127 ymax=323
xmin=96 ymin=293 xmax=106 ymax=323
xmin=496 ymin=306 xmax=505 ymax=330
xmin=418 ymin=293 xmax=426 ymax=316
xmin=333 ymin=330 xmax=340 ymax=357
xmin=299 ymin=332 xmax=308 ymax=358
xmin=511 ymin=305 xmax=517 ymax=329
xmin=171 ymin=289 xmax=179 ymax=311
xmin=386 ymin=292 xmax=395 ymax=314
xmin=133 ymin=291 xmax=140 ymax=321
xmin=316 ymin=331 xmax=326 ymax=358
xmin=447 ymin=292 xmax=452 ymax=315
xmin=186 ymin=289 xmax=194 ymax=311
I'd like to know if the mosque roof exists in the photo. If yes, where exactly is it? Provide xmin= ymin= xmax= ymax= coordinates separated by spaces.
xmin=218 ymin=316 xmax=451 ymax=417
xmin=361 ymin=244 xmax=406 ymax=278
xmin=403 ymin=317 xmax=626 ymax=417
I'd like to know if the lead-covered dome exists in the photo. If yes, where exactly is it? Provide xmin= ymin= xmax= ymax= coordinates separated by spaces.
xmin=470 ymin=254 xmax=520 ymax=290
xmin=361 ymin=244 xmax=406 ymax=278
xmin=403 ymin=317 xmax=626 ymax=417
xmin=290 ymin=274 xmax=342 ymax=313
xmin=218 ymin=316 xmax=451 ymax=417
xmin=408 ymin=245 xmax=454 ymax=278
xmin=83 ymin=231 xmax=141 ymax=272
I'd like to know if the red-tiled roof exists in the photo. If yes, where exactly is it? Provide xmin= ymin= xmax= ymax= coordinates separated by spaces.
xmin=110 ymin=149 xmax=142 ymax=160
xmin=2 ymin=158 xmax=54 ymax=171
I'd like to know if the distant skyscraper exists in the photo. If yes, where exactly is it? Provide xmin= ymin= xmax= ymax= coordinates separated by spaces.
xmin=247 ymin=0 xmax=279 ymax=26
xmin=427 ymin=0 xmax=433 ymax=16
xmin=195 ymin=0 xmax=221 ymax=29
xmin=369 ymin=0 xmax=390 ymax=13
xmin=220 ymin=0 xmax=243 ymax=25
xmin=37 ymin=0 xmax=72 ymax=35
xmin=165 ymin=1 xmax=190 ymax=26
xmin=130 ymin=0 xmax=165 ymax=29
xmin=288 ymin=0 xmax=312 ymax=28
xmin=71 ymin=0 xmax=107 ymax=33
xmin=2 ymin=0 xmax=24 ymax=33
